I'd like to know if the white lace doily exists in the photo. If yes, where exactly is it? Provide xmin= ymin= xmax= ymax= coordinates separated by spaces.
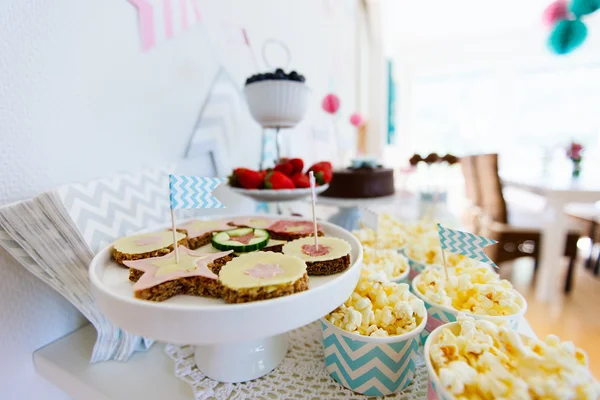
xmin=165 ymin=322 xmax=429 ymax=400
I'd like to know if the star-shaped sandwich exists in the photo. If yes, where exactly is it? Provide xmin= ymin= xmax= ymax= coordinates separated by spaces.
xmin=124 ymin=246 xmax=233 ymax=301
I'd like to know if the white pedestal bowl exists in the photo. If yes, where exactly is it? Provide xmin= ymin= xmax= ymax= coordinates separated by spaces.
xmin=244 ymin=81 xmax=311 ymax=128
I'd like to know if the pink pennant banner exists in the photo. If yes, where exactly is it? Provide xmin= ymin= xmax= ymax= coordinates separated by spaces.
xmin=179 ymin=0 xmax=189 ymax=31
xmin=163 ymin=0 xmax=174 ymax=38
xmin=129 ymin=0 xmax=202 ymax=52
xmin=129 ymin=0 xmax=156 ymax=51
xmin=190 ymin=0 xmax=201 ymax=22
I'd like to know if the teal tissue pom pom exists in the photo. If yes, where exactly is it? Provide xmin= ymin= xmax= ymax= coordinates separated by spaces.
xmin=548 ymin=19 xmax=588 ymax=54
xmin=570 ymin=0 xmax=600 ymax=17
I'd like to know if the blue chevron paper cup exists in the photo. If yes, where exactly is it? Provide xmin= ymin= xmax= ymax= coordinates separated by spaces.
xmin=423 ymin=322 xmax=460 ymax=400
xmin=320 ymin=315 xmax=426 ymax=396
xmin=411 ymin=274 xmax=527 ymax=345
xmin=398 ymin=247 xmax=432 ymax=284
xmin=390 ymin=267 xmax=410 ymax=284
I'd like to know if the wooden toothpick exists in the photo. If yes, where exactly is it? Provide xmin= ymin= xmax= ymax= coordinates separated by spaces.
xmin=441 ymin=246 xmax=449 ymax=280
xmin=170 ymin=208 xmax=180 ymax=263
xmin=309 ymin=171 xmax=319 ymax=249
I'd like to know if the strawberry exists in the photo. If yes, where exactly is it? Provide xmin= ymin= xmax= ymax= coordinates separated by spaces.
xmin=288 ymin=158 xmax=304 ymax=174
xmin=273 ymin=160 xmax=294 ymax=176
xmin=291 ymin=173 xmax=310 ymax=188
xmin=308 ymin=162 xmax=333 ymax=185
xmin=228 ymin=168 xmax=263 ymax=189
xmin=279 ymin=158 xmax=304 ymax=173
xmin=264 ymin=171 xmax=295 ymax=190
xmin=312 ymin=161 xmax=332 ymax=171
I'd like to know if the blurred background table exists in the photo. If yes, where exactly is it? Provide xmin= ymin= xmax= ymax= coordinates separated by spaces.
xmin=502 ymin=175 xmax=600 ymax=301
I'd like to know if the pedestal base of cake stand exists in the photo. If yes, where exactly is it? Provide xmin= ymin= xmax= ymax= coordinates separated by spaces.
xmin=317 ymin=195 xmax=397 ymax=231
xmin=194 ymin=333 xmax=289 ymax=383
xmin=328 ymin=207 xmax=362 ymax=231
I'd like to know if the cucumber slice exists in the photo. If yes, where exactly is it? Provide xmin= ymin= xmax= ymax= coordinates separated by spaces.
xmin=247 ymin=237 xmax=265 ymax=245
xmin=226 ymin=227 xmax=253 ymax=236
xmin=212 ymin=228 xmax=270 ymax=252
xmin=253 ymin=229 xmax=269 ymax=237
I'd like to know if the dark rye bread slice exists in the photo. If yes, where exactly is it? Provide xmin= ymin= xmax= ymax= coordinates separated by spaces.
xmin=131 ymin=275 xmax=222 ymax=302
xmin=305 ymin=254 xmax=351 ymax=275
xmin=113 ymin=237 xmax=189 ymax=267
xmin=220 ymin=273 xmax=309 ymax=304
xmin=177 ymin=230 xmax=212 ymax=250
xmin=270 ymin=231 xmax=324 ymax=241
xmin=262 ymin=242 xmax=285 ymax=253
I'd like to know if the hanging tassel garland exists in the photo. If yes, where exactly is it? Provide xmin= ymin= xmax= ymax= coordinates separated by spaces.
xmin=570 ymin=0 xmax=600 ymax=17
xmin=548 ymin=19 xmax=588 ymax=54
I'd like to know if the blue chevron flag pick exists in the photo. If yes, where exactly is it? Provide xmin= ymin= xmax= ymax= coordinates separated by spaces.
xmin=437 ymin=224 xmax=498 ymax=268
xmin=360 ymin=206 xmax=379 ymax=232
xmin=169 ymin=175 xmax=226 ymax=209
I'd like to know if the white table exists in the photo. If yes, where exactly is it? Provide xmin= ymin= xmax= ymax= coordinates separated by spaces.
xmin=34 ymin=320 xmax=536 ymax=400
xmin=502 ymin=176 xmax=600 ymax=302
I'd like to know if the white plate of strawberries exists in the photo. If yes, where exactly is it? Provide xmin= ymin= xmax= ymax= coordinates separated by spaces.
xmin=228 ymin=159 xmax=331 ymax=202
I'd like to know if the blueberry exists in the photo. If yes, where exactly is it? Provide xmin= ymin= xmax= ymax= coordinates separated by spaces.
xmin=275 ymin=71 xmax=286 ymax=80
xmin=256 ymin=74 xmax=265 ymax=81
xmin=297 ymin=75 xmax=305 ymax=83
xmin=265 ymin=72 xmax=275 ymax=80
xmin=275 ymin=68 xmax=284 ymax=75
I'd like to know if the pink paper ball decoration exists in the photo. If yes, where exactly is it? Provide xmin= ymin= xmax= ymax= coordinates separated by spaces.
xmin=322 ymin=94 xmax=340 ymax=114
xmin=543 ymin=0 xmax=569 ymax=27
xmin=349 ymin=112 xmax=364 ymax=127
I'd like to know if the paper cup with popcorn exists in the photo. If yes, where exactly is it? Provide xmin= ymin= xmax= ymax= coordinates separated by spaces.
xmin=363 ymin=247 xmax=410 ymax=284
xmin=412 ymin=266 xmax=527 ymax=345
xmin=423 ymin=321 xmax=489 ymax=400
xmin=424 ymin=317 xmax=600 ymax=399
xmin=400 ymin=246 xmax=475 ymax=284
xmin=320 ymin=314 xmax=426 ymax=396
xmin=391 ymin=266 xmax=410 ymax=284
xmin=399 ymin=246 xmax=430 ymax=282
xmin=321 ymin=272 xmax=427 ymax=396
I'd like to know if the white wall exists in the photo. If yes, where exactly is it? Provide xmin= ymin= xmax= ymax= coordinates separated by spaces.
xmin=0 ymin=0 xmax=357 ymax=398
xmin=381 ymin=0 xmax=600 ymax=169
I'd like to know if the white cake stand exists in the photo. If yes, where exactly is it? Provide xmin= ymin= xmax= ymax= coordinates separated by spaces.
xmin=229 ymin=184 xmax=328 ymax=203
xmin=89 ymin=215 xmax=363 ymax=383
xmin=317 ymin=194 xmax=397 ymax=231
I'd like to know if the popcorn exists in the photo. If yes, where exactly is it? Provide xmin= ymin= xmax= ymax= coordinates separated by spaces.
xmin=326 ymin=269 xmax=425 ymax=337
xmin=438 ymin=361 xmax=478 ymax=395
xmin=404 ymin=234 xmax=475 ymax=267
xmin=361 ymin=247 xmax=409 ymax=280
xmin=429 ymin=316 xmax=600 ymax=399
xmin=415 ymin=264 xmax=523 ymax=316
xmin=354 ymin=214 xmax=475 ymax=269
xmin=353 ymin=213 xmax=409 ymax=250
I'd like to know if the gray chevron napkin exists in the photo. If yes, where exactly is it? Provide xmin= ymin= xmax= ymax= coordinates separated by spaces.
xmin=0 ymin=167 xmax=174 ymax=362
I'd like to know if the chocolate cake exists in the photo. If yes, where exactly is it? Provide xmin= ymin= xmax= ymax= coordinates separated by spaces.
xmin=321 ymin=163 xmax=395 ymax=199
